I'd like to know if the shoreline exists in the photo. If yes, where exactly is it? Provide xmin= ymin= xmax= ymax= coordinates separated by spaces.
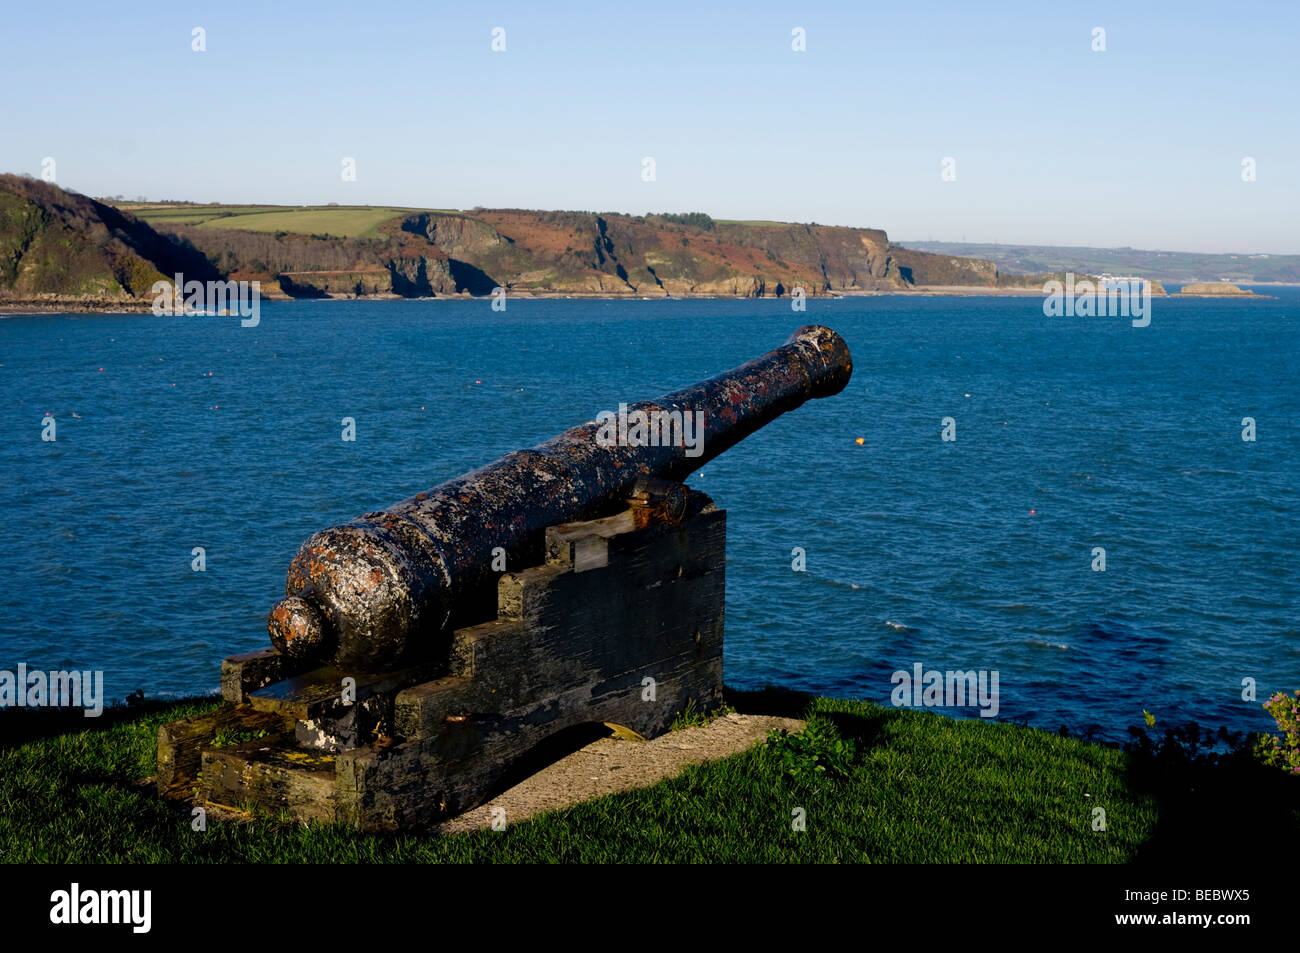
xmin=6 ymin=282 xmax=1285 ymax=314
xmin=0 ymin=299 xmax=157 ymax=315
xmin=0 ymin=285 xmax=1092 ymax=313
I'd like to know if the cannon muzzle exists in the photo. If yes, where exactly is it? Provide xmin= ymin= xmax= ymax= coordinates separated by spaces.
xmin=268 ymin=325 xmax=852 ymax=670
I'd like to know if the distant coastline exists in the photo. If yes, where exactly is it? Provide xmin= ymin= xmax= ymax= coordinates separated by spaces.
xmin=0 ymin=174 xmax=1168 ymax=312
xmin=899 ymin=239 xmax=1300 ymax=286
xmin=14 ymin=285 xmax=1287 ymax=314
xmin=4 ymin=174 xmax=1283 ymax=313
xmin=0 ymin=284 xmax=1126 ymax=313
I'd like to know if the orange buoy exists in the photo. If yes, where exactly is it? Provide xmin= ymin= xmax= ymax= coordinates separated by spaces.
xmin=855 ymin=437 xmax=865 ymax=445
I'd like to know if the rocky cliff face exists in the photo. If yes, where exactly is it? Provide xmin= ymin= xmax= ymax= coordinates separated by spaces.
xmin=447 ymin=212 xmax=914 ymax=297
xmin=888 ymin=246 xmax=1000 ymax=287
xmin=278 ymin=270 xmax=392 ymax=297
xmin=399 ymin=213 xmax=507 ymax=258
xmin=388 ymin=255 xmax=456 ymax=296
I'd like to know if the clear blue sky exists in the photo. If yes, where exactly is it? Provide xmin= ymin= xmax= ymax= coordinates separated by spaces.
xmin=2 ymin=0 xmax=1297 ymax=253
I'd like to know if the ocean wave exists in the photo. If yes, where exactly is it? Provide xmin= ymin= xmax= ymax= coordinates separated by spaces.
xmin=815 ymin=577 xmax=871 ymax=591
xmin=1025 ymin=639 xmax=1070 ymax=651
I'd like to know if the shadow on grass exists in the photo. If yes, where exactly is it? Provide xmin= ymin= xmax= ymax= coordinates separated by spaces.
xmin=816 ymin=708 xmax=901 ymax=752
xmin=723 ymin=685 xmax=815 ymax=718
xmin=1121 ymin=726 xmax=1300 ymax=863
xmin=724 ymin=686 xmax=903 ymax=753
xmin=0 ymin=696 xmax=218 ymax=749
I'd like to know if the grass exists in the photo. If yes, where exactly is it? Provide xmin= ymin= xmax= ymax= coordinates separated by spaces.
xmin=1 ymin=694 xmax=1294 ymax=863
xmin=118 ymin=205 xmax=282 ymax=227
xmin=669 ymin=698 xmax=734 ymax=730
xmin=125 ymin=205 xmax=462 ymax=238
xmin=210 ymin=727 xmax=270 ymax=748
xmin=188 ymin=207 xmax=410 ymax=238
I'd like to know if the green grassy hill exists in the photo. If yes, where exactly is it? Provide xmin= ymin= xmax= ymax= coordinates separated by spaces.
xmin=126 ymin=204 xmax=429 ymax=239
xmin=2 ymin=693 xmax=1295 ymax=862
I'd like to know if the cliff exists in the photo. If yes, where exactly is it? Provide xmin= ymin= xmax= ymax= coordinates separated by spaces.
xmin=372 ymin=210 xmax=907 ymax=297
xmin=147 ymin=206 xmax=1007 ymax=300
xmin=0 ymin=174 xmax=218 ymax=307
xmin=2 ymin=175 xmax=1083 ymax=305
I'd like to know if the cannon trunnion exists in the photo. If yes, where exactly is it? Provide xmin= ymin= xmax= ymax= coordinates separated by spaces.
xmin=157 ymin=326 xmax=851 ymax=830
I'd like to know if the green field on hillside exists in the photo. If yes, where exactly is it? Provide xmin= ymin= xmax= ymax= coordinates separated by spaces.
xmin=137 ymin=206 xmax=406 ymax=237
xmin=124 ymin=205 xmax=452 ymax=238
xmin=120 ymin=205 xmax=278 ymax=226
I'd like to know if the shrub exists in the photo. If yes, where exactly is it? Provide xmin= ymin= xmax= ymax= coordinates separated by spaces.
xmin=763 ymin=717 xmax=856 ymax=785
xmin=656 ymin=212 xmax=715 ymax=231
xmin=211 ymin=727 xmax=270 ymax=748
xmin=1124 ymin=712 xmax=1248 ymax=771
xmin=669 ymin=698 xmax=734 ymax=731
xmin=1255 ymin=690 xmax=1300 ymax=775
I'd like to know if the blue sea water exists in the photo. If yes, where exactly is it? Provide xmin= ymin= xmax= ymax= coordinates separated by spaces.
xmin=1 ymin=290 xmax=1297 ymax=741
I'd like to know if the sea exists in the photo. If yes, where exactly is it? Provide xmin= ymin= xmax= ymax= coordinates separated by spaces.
xmin=2 ymin=288 xmax=1296 ymax=742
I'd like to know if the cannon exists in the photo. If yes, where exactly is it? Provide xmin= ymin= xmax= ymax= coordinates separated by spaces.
xmin=267 ymin=324 xmax=852 ymax=671
xmin=158 ymin=325 xmax=852 ymax=831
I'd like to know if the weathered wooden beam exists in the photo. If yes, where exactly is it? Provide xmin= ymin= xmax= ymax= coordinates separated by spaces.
xmin=220 ymin=648 xmax=286 ymax=704
xmin=155 ymin=705 xmax=290 ymax=799
xmin=247 ymin=661 xmax=441 ymax=752
xmin=202 ymin=740 xmax=337 ymax=821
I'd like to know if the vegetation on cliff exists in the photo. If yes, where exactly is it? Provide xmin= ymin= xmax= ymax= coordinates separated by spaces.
xmin=1177 ymin=282 xmax=1256 ymax=295
xmin=0 ymin=174 xmax=217 ymax=305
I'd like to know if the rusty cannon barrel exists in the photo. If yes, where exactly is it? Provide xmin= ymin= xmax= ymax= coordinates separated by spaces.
xmin=268 ymin=325 xmax=852 ymax=670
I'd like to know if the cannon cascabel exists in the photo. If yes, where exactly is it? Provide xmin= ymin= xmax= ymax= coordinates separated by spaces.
xmin=267 ymin=325 xmax=853 ymax=671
